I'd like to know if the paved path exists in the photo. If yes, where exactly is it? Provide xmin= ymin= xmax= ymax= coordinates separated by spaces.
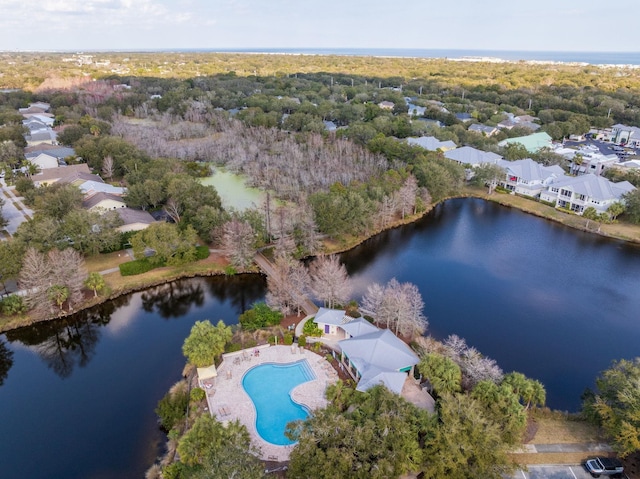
xmin=253 ymin=253 xmax=318 ymax=316
xmin=510 ymin=464 xmax=594 ymax=479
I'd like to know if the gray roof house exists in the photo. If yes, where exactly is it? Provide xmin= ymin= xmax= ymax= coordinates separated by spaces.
xmin=313 ymin=308 xmax=420 ymax=395
xmin=116 ymin=208 xmax=156 ymax=232
xmin=444 ymin=146 xmax=503 ymax=167
xmin=339 ymin=328 xmax=420 ymax=395
xmin=407 ymin=136 xmax=457 ymax=152
xmin=468 ymin=123 xmax=499 ymax=136
xmin=497 ymin=158 xmax=567 ymax=198
xmin=540 ymin=174 xmax=636 ymax=215
xmin=455 ymin=112 xmax=473 ymax=122
xmin=611 ymin=124 xmax=640 ymax=148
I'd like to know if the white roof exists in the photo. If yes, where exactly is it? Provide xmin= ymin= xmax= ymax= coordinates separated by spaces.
xmin=314 ymin=307 xmax=347 ymax=326
xmin=79 ymin=181 xmax=126 ymax=196
xmin=339 ymin=328 xmax=419 ymax=393
xmin=444 ymin=146 xmax=502 ymax=166
xmin=498 ymin=158 xmax=566 ymax=183
xmin=356 ymin=371 xmax=408 ymax=395
xmin=407 ymin=136 xmax=457 ymax=151
xmin=551 ymin=174 xmax=635 ymax=201
xmin=197 ymin=364 xmax=217 ymax=381
xmin=340 ymin=317 xmax=380 ymax=338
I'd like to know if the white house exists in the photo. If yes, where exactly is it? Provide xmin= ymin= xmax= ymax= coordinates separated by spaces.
xmin=497 ymin=158 xmax=567 ymax=198
xmin=540 ymin=174 xmax=635 ymax=215
xmin=444 ymin=146 xmax=503 ymax=167
xmin=407 ymin=136 xmax=457 ymax=152
xmin=611 ymin=124 xmax=640 ymax=148
xmin=313 ymin=307 xmax=349 ymax=336
xmin=28 ymin=153 xmax=59 ymax=170
xmin=468 ymin=123 xmax=499 ymax=137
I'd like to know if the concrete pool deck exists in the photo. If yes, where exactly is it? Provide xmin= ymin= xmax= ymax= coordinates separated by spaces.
xmin=204 ymin=345 xmax=338 ymax=462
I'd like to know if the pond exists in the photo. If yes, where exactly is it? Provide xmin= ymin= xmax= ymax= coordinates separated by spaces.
xmin=2 ymin=198 xmax=640 ymax=478
xmin=200 ymin=168 xmax=265 ymax=211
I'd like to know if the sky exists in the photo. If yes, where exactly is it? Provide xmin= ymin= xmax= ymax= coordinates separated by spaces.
xmin=1 ymin=0 xmax=639 ymax=53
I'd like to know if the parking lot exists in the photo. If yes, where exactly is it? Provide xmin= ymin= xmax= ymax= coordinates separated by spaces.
xmin=511 ymin=464 xmax=595 ymax=479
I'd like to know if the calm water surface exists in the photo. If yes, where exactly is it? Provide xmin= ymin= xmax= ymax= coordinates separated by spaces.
xmin=0 ymin=275 xmax=266 ymax=479
xmin=341 ymin=198 xmax=640 ymax=412
xmin=1 ymin=198 xmax=640 ymax=478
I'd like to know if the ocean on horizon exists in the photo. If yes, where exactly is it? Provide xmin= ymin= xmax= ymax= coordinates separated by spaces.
xmin=168 ymin=47 xmax=640 ymax=66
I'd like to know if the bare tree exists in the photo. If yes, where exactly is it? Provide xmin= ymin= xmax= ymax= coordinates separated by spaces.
xmin=48 ymin=248 xmax=87 ymax=311
xmin=265 ymin=256 xmax=310 ymax=316
xmin=19 ymin=248 xmax=53 ymax=318
xmin=163 ymin=198 xmax=183 ymax=223
xmin=397 ymin=174 xmax=418 ymax=218
xmin=360 ymin=278 xmax=427 ymax=339
xmin=443 ymin=334 xmax=504 ymax=390
xmin=309 ymin=255 xmax=352 ymax=309
xmin=221 ymin=218 xmax=255 ymax=270
xmin=102 ymin=155 xmax=114 ymax=180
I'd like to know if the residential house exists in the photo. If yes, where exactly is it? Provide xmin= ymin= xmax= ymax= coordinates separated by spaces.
xmin=313 ymin=307 xmax=349 ymax=336
xmin=455 ymin=112 xmax=473 ymax=122
xmin=497 ymin=113 xmax=541 ymax=131
xmin=27 ymin=153 xmax=59 ymax=170
xmin=25 ymin=129 xmax=57 ymax=146
xmin=312 ymin=308 xmax=420 ymax=395
xmin=323 ymin=120 xmax=337 ymax=132
xmin=497 ymin=158 xmax=567 ymax=198
xmin=444 ymin=146 xmax=503 ymax=167
xmin=82 ymin=192 xmax=127 ymax=213
xmin=116 ymin=208 xmax=156 ymax=232
xmin=415 ymin=118 xmax=443 ymax=128
xmin=407 ymin=136 xmax=457 ymax=152
xmin=32 ymin=164 xmax=92 ymax=187
xmin=498 ymin=132 xmax=552 ymax=153
xmin=405 ymin=98 xmax=426 ymax=117
xmin=378 ymin=101 xmax=395 ymax=110
xmin=611 ymin=124 xmax=640 ymax=148
xmin=339 ymin=328 xmax=420 ymax=395
xmin=25 ymin=145 xmax=75 ymax=159
xmin=78 ymin=180 xmax=126 ymax=197
xmin=554 ymin=146 xmax=618 ymax=176
xmin=540 ymin=174 xmax=635 ymax=215
xmin=468 ymin=123 xmax=499 ymax=136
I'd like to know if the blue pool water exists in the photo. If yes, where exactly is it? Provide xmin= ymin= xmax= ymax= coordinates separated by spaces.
xmin=242 ymin=360 xmax=316 ymax=445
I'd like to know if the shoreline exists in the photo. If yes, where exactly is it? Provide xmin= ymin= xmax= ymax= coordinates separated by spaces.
xmin=2 ymin=193 xmax=639 ymax=334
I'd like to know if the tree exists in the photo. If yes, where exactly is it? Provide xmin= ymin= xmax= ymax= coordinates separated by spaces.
xmin=583 ymin=357 xmax=640 ymax=457
xmin=397 ymin=174 xmax=419 ymax=218
xmin=470 ymin=380 xmax=528 ymax=444
xmin=174 ymin=415 xmax=263 ymax=478
xmin=503 ymin=371 xmax=546 ymax=410
xmin=84 ymin=272 xmax=106 ymax=297
xmin=360 ymin=278 xmax=428 ymax=338
xmin=47 ymin=248 xmax=87 ymax=310
xmin=47 ymin=284 xmax=69 ymax=312
xmin=31 ymin=183 xmax=84 ymax=220
xmin=131 ymin=222 xmax=198 ymax=266
xmin=470 ymin=163 xmax=506 ymax=194
xmin=623 ymin=189 xmax=640 ymax=224
xmin=419 ymin=353 xmax=461 ymax=396
xmin=265 ymin=256 xmax=310 ymax=316
xmin=19 ymin=248 xmax=53 ymax=317
xmin=423 ymin=393 xmax=519 ymax=478
xmin=607 ymin=202 xmax=625 ymax=221
xmin=221 ymin=218 xmax=256 ymax=269
xmin=309 ymin=255 xmax=352 ymax=309
xmin=0 ymin=196 xmax=7 ymax=231
xmin=238 ymin=302 xmax=283 ymax=331
xmin=182 ymin=319 xmax=232 ymax=367
xmin=101 ymin=155 xmax=114 ymax=180
xmin=287 ymin=385 xmax=432 ymax=479
xmin=0 ymin=240 xmax=24 ymax=293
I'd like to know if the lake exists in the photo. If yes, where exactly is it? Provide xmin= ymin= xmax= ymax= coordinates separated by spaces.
xmin=2 ymin=198 xmax=640 ymax=478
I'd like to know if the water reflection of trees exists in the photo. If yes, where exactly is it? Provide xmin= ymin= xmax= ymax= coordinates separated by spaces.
xmin=4 ymin=296 xmax=127 ymax=378
xmin=205 ymin=274 xmax=266 ymax=314
xmin=0 ymin=338 xmax=14 ymax=386
xmin=141 ymin=279 xmax=205 ymax=319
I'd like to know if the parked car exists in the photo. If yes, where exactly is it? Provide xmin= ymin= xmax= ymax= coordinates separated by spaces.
xmin=583 ymin=457 xmax=624 ymax=477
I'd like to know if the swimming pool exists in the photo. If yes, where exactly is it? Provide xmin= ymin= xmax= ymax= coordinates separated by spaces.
xmin=242 ymin=360 xmax=316 ymax=445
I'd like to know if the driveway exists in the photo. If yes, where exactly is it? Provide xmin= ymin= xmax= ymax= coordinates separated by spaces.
xmin=511 ymin=464 xmax=594 ymax=479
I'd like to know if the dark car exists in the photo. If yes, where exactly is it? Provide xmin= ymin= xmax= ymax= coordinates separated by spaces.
xmin=584 ymin=457 xmax=624 ymax=477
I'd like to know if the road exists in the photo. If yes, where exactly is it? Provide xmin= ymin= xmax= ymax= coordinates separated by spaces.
xmin=0 ymin=180 xmax=33 ymax=237
xmin=511 ymin=464 xmax=595 ymax=479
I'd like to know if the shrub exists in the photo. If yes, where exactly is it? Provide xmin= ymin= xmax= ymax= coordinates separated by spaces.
xmin=119 ymin=258 xmax=157 ymax=276
xmin=283 ymin=333 xmax=293 ymax=345
xmin=190 ymin=387 xmax=206 ymax=402
xmin=155 ymin=385 xmax=189 ymax=432
xmin=303 ymin=318 xmax=323 ymax=337
xmin=225 ymin=342 xmax=242 ymax=353
xmin=0 ymin=295 xmax=26 ymax=315
xmin=238 ymin=302 xmax=283 ymax=331
xmin=298 ymin=335 xmax=307 ymax=347
xmin=224 ymin=265 xmax=237 ymax=275
xmin=195 ymin=245 xmax=210 ymax=260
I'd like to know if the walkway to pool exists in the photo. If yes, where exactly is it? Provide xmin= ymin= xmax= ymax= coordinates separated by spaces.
xmin=203 ymin=344 xmax=339 ymax=462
